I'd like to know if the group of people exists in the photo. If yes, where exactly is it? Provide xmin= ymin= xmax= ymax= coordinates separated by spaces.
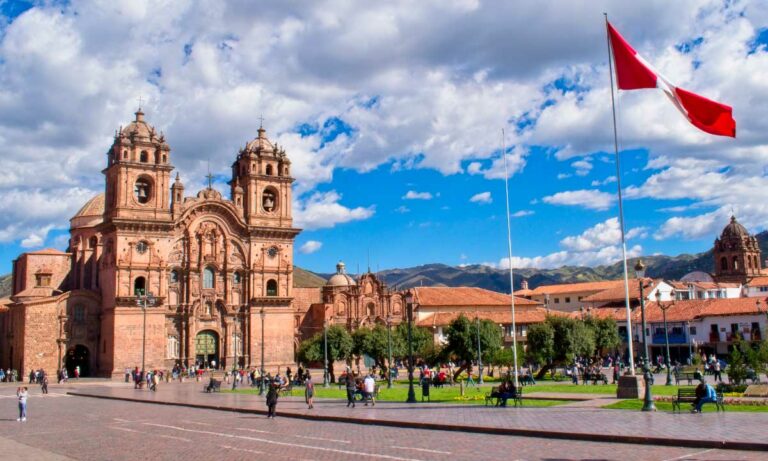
xmin=0 ymin=368 xmax=18 ymax=382
xmin=343 ymin=372 xmax=377 ymax=408
xmin=131 ymin=368 xmax=162 ymax=391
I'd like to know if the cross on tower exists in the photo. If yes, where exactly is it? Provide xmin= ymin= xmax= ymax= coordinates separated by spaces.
xmin=137 ymin=96 xmax=144 ymax=110
xmin=258 ymin=114 xmax=264 ymax=129
xmin=206 ymin=160 xmax=213 ymax=189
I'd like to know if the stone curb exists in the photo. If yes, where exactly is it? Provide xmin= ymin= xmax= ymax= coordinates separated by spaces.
xmin=67 ymin=391 xmax=768 ymax=452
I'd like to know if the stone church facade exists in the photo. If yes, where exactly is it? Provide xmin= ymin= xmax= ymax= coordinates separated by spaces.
xmin=2 ymin=110 xmax=300 ymax=377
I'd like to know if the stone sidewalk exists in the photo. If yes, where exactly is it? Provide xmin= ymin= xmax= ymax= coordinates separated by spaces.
xmin=68 ymin=384 xmax=768 ymax=451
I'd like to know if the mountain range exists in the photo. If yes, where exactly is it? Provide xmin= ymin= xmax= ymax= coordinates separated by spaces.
xmin=2 ymin=231 xmax=766 ymax=298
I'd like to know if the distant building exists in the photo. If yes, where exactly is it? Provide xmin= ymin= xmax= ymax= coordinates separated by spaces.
xmin=713 ymin=216 xmax=763 ymax=284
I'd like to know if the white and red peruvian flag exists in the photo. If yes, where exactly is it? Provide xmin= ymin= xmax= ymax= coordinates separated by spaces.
xmin=607 ymin=22 xmax=736 ymax=138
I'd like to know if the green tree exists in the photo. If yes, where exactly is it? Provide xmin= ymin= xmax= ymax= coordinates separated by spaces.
xmin=588 ymin=317 xmax=621 ymax=354
xmin=526 ymin=321 xmax=554 ymax=366
xmin=442 ymin=315 xmax=503 ymax=380
xmin=352 ymin=325 xmax=391 ymax=370
xmin=526 ymin=316 xmax=598 ymax=378
xmin=296 ymin=324 xmax=353 ymax=383
xmin=393 ymin=322 xmax=433 ymax=361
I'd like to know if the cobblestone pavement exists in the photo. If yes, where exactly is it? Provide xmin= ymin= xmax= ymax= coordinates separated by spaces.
xmin=66 ymin=381 xmax=768 ymax=450
xmin=1 ymin=385 xmax=766 ymax=461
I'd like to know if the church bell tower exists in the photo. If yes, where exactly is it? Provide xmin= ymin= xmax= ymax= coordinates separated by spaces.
xmin=103 ymin=109 xmax=173 ymax=222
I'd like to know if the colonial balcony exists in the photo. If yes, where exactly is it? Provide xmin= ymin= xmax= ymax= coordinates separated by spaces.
xmin=651 ymin=332 xmax=688 ymax=345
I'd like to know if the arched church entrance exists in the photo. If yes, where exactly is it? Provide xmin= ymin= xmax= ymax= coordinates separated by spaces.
xmin=65 ymin=344 xmax=90 ymax=377
xmin=195 ymin=330 xmax=219 ymax=369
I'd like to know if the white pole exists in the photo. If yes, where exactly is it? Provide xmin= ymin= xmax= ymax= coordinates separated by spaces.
xmin=501 ymin=128 xmax=520 ymax=388
xmin=604 ymin=12 xmax=635 ymax=375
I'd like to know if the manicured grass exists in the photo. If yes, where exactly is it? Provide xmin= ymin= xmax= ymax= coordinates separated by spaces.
xmin=225 ymin=385 xmax=570 ymax=407
xmin=604 ymin=399 xmax=768 ymax=413
xmin=514 ymin=383 xmax=681 ymax=396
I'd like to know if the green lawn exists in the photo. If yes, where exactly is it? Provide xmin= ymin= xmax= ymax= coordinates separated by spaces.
xmin=225 ymin=385 xmax=570 ymax=407
xmin=506 ymin=383 xmax=682 ymax=396
xmin=604 ymin=399 xmax=768 ymax=413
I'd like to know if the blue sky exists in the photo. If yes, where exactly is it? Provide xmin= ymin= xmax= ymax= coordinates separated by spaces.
xmin=1 ymin=1 xmax=768 ymax=276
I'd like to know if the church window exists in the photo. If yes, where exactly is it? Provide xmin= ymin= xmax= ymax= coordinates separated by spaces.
xmin=721 ymin=257 xmax=728 ymax=271
xmin=122 ymin=150 xmax=128 ymax=159
xmin=140 ymin=151 xmax=148 ymax=163
xmin=162 ymin=154 xmax=167 ymax=163
xmin=73 ymin=305 xmax=86 ymax=323
xmin=167 ymin=336 xmax=179 ymax=359
xmin=266 ymin=279 xmax=278 ymax=297
xmin=134 ymin=277 xmax=146 ymax=296
xmin=135 ymin=241 xmax=148 ymax=254
xmin=154 ymin=151 xmax=160 ymax=164
xmin=367 ymin=302 xmax=375 ymax=317
xmin=134 ymin=178 xmax=151 ymax=204
xmin=262 ymin=189 xmax=277 ymax=212
xmin=35 ymin=274 xmax=51 ymax=287
xmin=266 ymin=165 xmax=273 ymax=176
xmin=284 ymin=166 xmax=289 ymax=175
xmin=204 ymin=301 xmax=213 ymax=316
xmin=733 ymin=256 xmax=739 ymax=271
xmin=203 ymin=267 xmax=215 ymax=289
xmin=89 ymin=236 xmax=98 ymax=249
xmin=233 ymin=272 xmax=242 ymax=284
xmin=170 ymin=270 xmax=180 ymax=284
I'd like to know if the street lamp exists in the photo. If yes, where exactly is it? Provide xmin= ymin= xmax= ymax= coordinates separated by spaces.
xmin=136 ymin=291 xmax=157 ymax=378
xmin=404 ymin=290 xmax=417 ymax=403
xmin=386 ymin=314 xmax=393 ymax=389
xmin=655 ymin=291 xmax=674 ymax=386
xmin=634 ymin=260 xmax=655 ymax=411
xmin=259 ymin=308 xmax=266 ymax=396
xmin=686 ymin=320 xmax=693 ymax=365
xmin=476 ymin=310 xmax=484 ymax=385
xmin=232 ymin=309 xmax=240 ymax=390
xmin=323 ymin=318 xmax=330 ymax=388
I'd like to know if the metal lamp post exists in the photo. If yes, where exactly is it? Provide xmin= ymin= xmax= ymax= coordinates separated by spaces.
xmin=476 ymin=311 xmax=484 ymax=385
xmin=405 ymin=290 xmax=417 ymax=403
xmin=387 ymin=314 xmax=393 ymax=389
xmin=323 ymin=319 xmax=330 ymax=388
xmin=686 ymin=320 xmax=693 ymax=365
xmin=634 ymin=260 xmax=655 ymax=411
xmin=259 ymin=308 xmax=265 ymax=396
xmin=232 ymin=310 xmax=239 ymax=390
xmin=655 ymin=291 xmax=674 ymax=386
xmin=136 ymin=291 xmax=156 ymax=377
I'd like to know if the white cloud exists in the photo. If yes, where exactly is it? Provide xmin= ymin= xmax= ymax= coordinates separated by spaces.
xmin=495 ymin=218 xmax=645 ymax=269
xmin=293 ymin=191 xmax=375 ymax=230
xmin=469 ymin=191 xmax=492 ymax=204
xmin=511 ymin=210 xmax=534 ymax=218
xmin=394 ymin=205 xmax=410 ymax=213
xmin=572 ymin=159 xmax=592 ymax=176
xmin=542 ymin=189 xmax=615 ymax=211
xmin=403 ymin=190 xmax=433 ymax=200
xmin=591 ymin=176 xmax=617 ymax=187
xmin=557 ymin=173 xmax=571 ymax=180
xmin=299 ymin=240 xmax=323 ymax=254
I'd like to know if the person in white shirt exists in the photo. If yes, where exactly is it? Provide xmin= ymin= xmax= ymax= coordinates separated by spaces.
xmin=363 ymin=374 xmax=376 ymax=406
xmin=16 ymin=386 xmax=28 ymax=422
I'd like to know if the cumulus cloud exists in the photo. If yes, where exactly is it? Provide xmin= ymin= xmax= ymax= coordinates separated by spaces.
xmin=511 ymin=210 xmax=534 ymax=218
xmin=299 ymin=240 xmax=323 ymax=254
xmin=293 ymin=191 xmax=375 ymax=230
xmin=403 ymin=190 xmax=433 ymax=200
xmin=495 ymin=218 xmax=645 ymax=269
xmin=469 ymin=191 xmax=492 ymax=204
xmin=542 ymin=189 xmax=615 ymax=211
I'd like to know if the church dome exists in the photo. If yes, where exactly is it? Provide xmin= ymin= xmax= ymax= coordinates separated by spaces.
xmin=120 ymin=109 xmax=160 ymax=141
xmin=721 ymin=216 xmax=750 ymax=240
xmin=245 ymin=127 xmax=275 ymax=154
xmin=326 ymin=261 xmax=356 ymax=287
xmin=70 ymin=193 xmax=105 ymax=229
xmin=73 ymin=193 xmax=105 ymax=218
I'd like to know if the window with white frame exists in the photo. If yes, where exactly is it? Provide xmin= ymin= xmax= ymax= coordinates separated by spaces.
xmin=167 ymin=335 xmax=179 ymax=359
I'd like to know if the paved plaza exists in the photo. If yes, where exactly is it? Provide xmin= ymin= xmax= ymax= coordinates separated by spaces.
xmin=0 ymin=381 xmax=766 ymax=460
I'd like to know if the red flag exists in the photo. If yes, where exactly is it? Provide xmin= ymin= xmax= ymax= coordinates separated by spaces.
xmin=607 ymin=22 xmax=736 ymax=138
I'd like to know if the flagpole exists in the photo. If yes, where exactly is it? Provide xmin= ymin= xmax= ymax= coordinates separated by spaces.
xmin=501 ymin=128 xmax=520 ymax=388
xmin=604 ymin=12 xmax=635 ymax=376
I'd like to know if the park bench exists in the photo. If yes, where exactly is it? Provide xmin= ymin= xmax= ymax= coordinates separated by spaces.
xmin=520 ymin=374 xmax=535 ymax=386
xmin=204 ymin=379 xmax=221 ymax=393
xmin=581 ymin=371 xmax=608 ymax=385
xmin=671 ymin=387 xmax=725 ymax=413
xmin=674 ymin=368 xmax=701 ymax=386
xmin=484 ymin=385 xmax=523 ymax=407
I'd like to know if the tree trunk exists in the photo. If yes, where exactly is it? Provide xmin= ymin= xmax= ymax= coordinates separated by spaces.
xmin=535 ymin=363 xmax=554 ymax=380
xmin=452 ymin=363 xmax=469 ymax=381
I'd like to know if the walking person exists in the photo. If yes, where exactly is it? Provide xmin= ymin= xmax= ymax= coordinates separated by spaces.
xmin=345 ymin=373 xmax=357 ymax=408
xmin=713 ymin=360 xmax=722 ymax=382
xmin=304 ymin=373 xmax=315 ymax=409
xmin=363 ymin=373 xmax=376 ymax=406
xmin=16 ymin=386 xmax=28 ymax=422
xmin=266 ymin=382 xmax=279 ymax=418
xmin=41 ymin=375 xmax=49 ymax=394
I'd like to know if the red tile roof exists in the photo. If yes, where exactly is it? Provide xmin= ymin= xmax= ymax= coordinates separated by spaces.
xmin=644 ymin=297 xmax=767 ymax=323
xmin=528 ymin=279 xmax=627 ymax=296
xmin=581 ymin=278 xmax=656 ymax=303
xmin=747 ymin=276 xmax=768 ymax=287
xmin=412 ymin=287 xmax=539 ymax=307
xmin=568 ymin=306 xmax=640 ymax=322
xmin=416 ymin=307 xmax=549 ymax=327
xmin=25 ymin=248 xmax=68 ymax=255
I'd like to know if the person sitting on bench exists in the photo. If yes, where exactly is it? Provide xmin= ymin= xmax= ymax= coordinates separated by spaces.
xmin=692 ymin=378 xmax=717 ymax=413
xmin=495 ymin=380 xmax=517 ymax=407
